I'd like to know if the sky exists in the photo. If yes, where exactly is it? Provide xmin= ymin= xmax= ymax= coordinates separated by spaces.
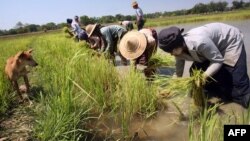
xmin=0 ymin=0 xmax=235 ymax=30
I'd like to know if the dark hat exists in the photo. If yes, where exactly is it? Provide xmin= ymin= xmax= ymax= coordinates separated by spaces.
xmin=158 ymin=27 xmax=184 ymax=52
xmin=66 ymin=18 xmax=73 ymax=24
xmin=74 ymin=15 xmax=79 ymax=20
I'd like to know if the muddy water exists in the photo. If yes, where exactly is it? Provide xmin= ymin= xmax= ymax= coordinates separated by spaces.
xmin=114 ymin=20 xmax=250 ymax=141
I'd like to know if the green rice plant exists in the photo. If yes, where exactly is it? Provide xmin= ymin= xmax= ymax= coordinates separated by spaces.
xmin=154 ymin=75 xmax=190 ymax=98
xmin=239 ymin=106 xmax=250 ymax=125
xmin=147 ymin=53 xmax=175 ymax=76
xmin=189 ymin=103 xmax=223 ymax=141
xmin=145 ymin=9 xmax=250 ymax=27
xmin=69 ymin=49 xmax=119 ymax=112
xmin=154 ymin=69 xmax=206 ymax=109
xmin=112 ymin=66 xmax=158 ymax=138
xmin=34 ymin=84 xmax=92 ymax=141
xmin=189 ymin=104 xmax=250 ymax=141
xmin=0 ymin=71 xmax=13 ymax=114
xmin=62 ymin=26 xmax=74 ymax=38
xmin=189 ymin=70 xmax=206 ymax=108
xmin=147 ymin=53 xmax=175 ymax=70
xmin=32 ymin=36 xmax=97 ymax=140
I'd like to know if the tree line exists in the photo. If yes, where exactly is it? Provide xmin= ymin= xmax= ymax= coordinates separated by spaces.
xmin=1 ymin=0 xmax=250 ymax=36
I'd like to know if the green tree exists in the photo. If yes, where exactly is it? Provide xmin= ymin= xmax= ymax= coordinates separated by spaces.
xmin=99 ymin=15 xmax=116 ymax=23
xmin=26 ymin=24 xmax=40 ymax=32
xmin=232 ymin=0 xmax=244 ymax=9
xmin=45 ymin=22 xmax=57 ymax=30
xmin=115 ymin=14 xmax=124 ymax=21
xmin=192 ymin=3 xmax=209 ymax=13
xmin=80 ymin=15 xmax=90 ymax=25
xmin=14 ymin=21 xmax=24 ymax=29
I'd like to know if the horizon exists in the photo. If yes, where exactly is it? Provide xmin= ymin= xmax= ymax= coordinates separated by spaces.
xmin=0 ymin=0 xmax=236 ymax=30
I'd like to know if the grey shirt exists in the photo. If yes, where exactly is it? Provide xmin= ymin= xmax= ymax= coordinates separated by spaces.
xmin=176 ymin=23 xmax=244 ymax=77
xmin=100 ymin=25 xmax=127 ymax=54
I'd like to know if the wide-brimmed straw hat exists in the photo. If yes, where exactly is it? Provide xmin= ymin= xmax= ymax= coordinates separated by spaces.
xmin=119 ymin=31 xmax=147 ymax=60
xmin=85 ymin=24 xmax=98 ymax=37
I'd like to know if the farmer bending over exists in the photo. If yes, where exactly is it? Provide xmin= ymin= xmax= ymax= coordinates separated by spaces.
xmin=119 ymin=28 xmax=158 ymax=77
xmin=158 ymin=22 xmax=250 ymax=108
xmin=66 ymin=17 xmax=88 ymax=41
xmin=120 ymin=20 xmax=134 ymax=31
xmin=85 ymin=24 xmax=128 ymax=65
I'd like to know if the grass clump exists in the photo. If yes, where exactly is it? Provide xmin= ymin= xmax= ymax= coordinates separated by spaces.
xmin=189 ymin=104 xmax=223 ymax=141
xmin=0 ymin=72 xmax=13 ymax=114
xmin=112 ymin=67 xmax=158 ymax=138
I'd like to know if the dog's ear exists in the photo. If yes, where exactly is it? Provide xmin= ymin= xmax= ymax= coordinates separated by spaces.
xmin=27 ymin=49 xmax=33 ymax=54
xmin=16 ymin=51 xmax=26 ymax=59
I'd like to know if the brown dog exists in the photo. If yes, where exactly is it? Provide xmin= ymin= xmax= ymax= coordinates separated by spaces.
xmin=5 ymin=49 xmax=38 ymax=101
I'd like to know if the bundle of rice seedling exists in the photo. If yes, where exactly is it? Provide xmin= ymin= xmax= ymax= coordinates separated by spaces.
xmin=62 ymin=26 xmax=74 ymax=37
xmin=143 ymin=54 xmax=175 ymax=78
xmin=189 ymin=70 xmax=206 ymax=108
xmin=154 ymin=69 xmax=207 ymax=109
xmin=148 ymin=53 xmax=175 ymax=69
xmin=154 ymin=75 xmax=190 ymax=98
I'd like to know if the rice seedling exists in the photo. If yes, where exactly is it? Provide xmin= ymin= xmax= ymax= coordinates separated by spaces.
xmin=62 ymin=26 xmax=74 ymax=38
xmin=0 ymin=71 xmax=13 ymax=114
xmin=154 ymin=69 xmax=207 ymax=113
xmin=189 ymin=103 xmax=223 ymax=141
xmin=111 ymin=66 xmax=158 ymax=139
xmin=147 ymin=53 xmax=175 ymax=70
xmin=189 ymin=70 xmax=206 ymax=108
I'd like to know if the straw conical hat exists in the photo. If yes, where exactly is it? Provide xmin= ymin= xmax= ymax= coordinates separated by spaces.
xmin=132 ymin=1 xmax=138 ymax=7
xmin=85 ymin=24 xmax=97 ymax=37
xmin=119 ymin=31 xmax=147 ymax=60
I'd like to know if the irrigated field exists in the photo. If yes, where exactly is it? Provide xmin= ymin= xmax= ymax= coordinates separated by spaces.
xmin=1 ymin=12 xmax=250 ymax=141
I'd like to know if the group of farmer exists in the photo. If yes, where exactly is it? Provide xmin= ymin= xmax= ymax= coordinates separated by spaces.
xmin=66 ymin=1 xmax=250 ymax=108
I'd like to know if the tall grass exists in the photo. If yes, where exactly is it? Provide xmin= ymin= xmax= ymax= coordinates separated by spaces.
xmin=32 ymin=35 xmax=158 ymax=140
xmin=189 ymin=104 xmax=223 ymax=141
xmin=0 ymin=32 xmax=158 ymax=140
xmin=112 ymin=67 xmax=158 ymax=138
xmin=0 ymin=71 xmax=12 ymax=114
xmin=189 ymin=104 xmax=250 ymax=141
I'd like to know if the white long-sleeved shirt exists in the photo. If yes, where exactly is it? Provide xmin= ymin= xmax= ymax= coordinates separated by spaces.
xmin=71 ymin=20 xmax=85 ymax=37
